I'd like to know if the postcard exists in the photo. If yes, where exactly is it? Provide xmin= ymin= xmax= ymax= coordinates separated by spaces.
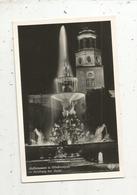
xmin=13 ymin=16 xmax=123 ymax=182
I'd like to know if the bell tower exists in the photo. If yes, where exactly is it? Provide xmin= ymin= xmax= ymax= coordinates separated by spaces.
xmin=75 ymin=28 xmax=105 ymax=93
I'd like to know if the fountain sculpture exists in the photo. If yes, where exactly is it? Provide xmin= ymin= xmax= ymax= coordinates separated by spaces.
xmin=30 ymin=25 xmax=112 ymax=146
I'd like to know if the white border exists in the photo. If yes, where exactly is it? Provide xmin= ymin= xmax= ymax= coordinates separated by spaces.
xmin=13 ymin=16 xmax=124 ymax=183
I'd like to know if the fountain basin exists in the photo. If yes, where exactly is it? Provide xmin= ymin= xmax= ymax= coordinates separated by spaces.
xmin=51 ymin=92 xmax=85 ymax=103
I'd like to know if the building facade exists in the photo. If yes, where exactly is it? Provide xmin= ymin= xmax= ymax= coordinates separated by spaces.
xmin=75 ymin=28 xmax=105 ymax=93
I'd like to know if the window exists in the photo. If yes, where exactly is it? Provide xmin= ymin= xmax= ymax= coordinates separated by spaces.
xmin=78 ymin=57 xmax=82 ymax=65
xmin=87 ymin=56 xmax=91 ymax=63
xmin=86 ymin=71 xmax=95 ymax=89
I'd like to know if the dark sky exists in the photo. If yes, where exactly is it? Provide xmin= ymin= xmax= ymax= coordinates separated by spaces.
xmin=18 ymin=20 xmax=114 ymax=96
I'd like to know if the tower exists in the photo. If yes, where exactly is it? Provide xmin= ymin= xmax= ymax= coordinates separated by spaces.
xmin=75 ymin=28 xmax=104 ymax=93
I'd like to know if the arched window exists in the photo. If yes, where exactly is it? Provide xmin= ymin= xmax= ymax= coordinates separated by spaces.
xmin=78 ymin=57 xmax=82 ymax=65
xmin=87 ymin=56 xmax=91 ymax=63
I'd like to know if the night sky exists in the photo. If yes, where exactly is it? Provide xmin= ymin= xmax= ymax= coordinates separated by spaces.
xmin=18 ymin=20 xmax=114 ymax=97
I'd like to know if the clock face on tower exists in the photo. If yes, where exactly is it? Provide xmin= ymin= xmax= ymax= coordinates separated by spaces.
xmin=87 ymin=71 xmax=95 ymax=79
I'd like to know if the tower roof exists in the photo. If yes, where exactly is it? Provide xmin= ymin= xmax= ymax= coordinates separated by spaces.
xmin=78 ymin=28 xmax=97 ymax=40
xmin=79 ymin=28 xmax=95 ymax=35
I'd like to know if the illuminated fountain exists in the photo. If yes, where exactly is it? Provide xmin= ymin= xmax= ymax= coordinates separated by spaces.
xmin=47 ymin=26 xmax=112 ymax=146
xmin=48 ymin=25 xmax=86 ymax=145
xmin=29 ymin=25 xmax=112 ymax=146
xmin=26 ymin=26 xmax=118 ymax=174
xmin=54 ymin=25 xmax=81 ymax=96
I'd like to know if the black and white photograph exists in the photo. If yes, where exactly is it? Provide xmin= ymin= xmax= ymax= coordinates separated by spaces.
xmin=14 ymin=17 xmax=123 ymax=182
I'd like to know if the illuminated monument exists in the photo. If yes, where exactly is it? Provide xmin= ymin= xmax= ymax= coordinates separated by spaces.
xmin=26 ymin=25 xmax=119 ymax=176
xmin=54 ymin=26 xmax=105 ymax=95
xmin=52 ymin=25 xmax=85 ymax=113
xmin=75 ymin=28 xmax=104 ymax=93
xmin=55 ymin=25 xmax=77 ymax=93
xmin=29 ymin=25 xmax=111 ymax=145
xmin=53 ymin=25 xmax=85 ymax=102
xmin=50 ymin=26 xmax=86 ymax=145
